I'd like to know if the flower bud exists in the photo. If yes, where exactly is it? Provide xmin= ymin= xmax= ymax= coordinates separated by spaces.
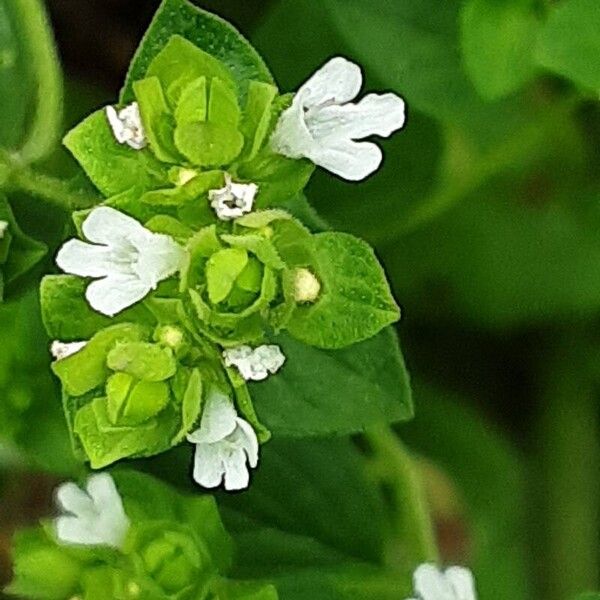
xmin=293 ymin=268 xmax=321 ymax=303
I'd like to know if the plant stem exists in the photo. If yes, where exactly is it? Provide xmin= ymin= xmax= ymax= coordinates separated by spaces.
xmin=534 ymin=332 xmax=600 ymax=600
xmin=366 ymin=426 xmax=439 ymax=567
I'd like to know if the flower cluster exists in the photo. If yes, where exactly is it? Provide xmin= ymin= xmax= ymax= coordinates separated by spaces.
xmin=44 ymin=25 xmax=405 ymax=490
xmin=8 ymin=472 xmax=277 ymax=600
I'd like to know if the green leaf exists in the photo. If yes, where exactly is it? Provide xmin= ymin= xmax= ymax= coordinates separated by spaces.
xmin=106 ymin=341 xmax=177 ymax=382
xmin=41 ymin=275 xmax=155 ymax=341
xmin=63 ymin=109 xmax=170 ymax=197
xmin=460 ymin=0 xmax=538 ymax=100
xmin=0 ymin=0 xmax=62 ymax=162
xmin=121 ymin=0 xmax=274 ymax=103
xmin=287 ymin=232 xmax=399 ymax=349
xmin=536 ymin=0 xmax=600 ymax=91
xmin=251 ymin=327 xmax=412 ymax=437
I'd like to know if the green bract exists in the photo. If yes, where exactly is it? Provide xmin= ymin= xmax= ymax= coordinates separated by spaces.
xmin=52 ymin=322 xmax=214 ymax=468
xmin=7 ymin=471 xmax=278 ymax=600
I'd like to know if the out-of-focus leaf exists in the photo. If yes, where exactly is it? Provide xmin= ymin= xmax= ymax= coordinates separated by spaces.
xmin=251 ymin=328 xmax=413 ymax=437
xmin=0 ymin=0 xmax=62 ymax=162
xmin=460 ymin=0 xmax=538 ymax=100
xmin=121 ymin=0 xmax=274 ymax=104
xmin=401 ymin=382 xmax=532 ymax=600
xmin=537 ymin=0 xmax=600 ymax=91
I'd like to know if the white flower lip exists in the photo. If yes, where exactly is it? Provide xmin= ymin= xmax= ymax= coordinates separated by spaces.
xmin=209 ymin=174 xmax=258 ymax=221
xmin=106 ymin=102 xmax=146 ymax=150
xmin=405 ymin=564 xmax=477 ymax=600
xmin=55 ymin=473 xmax=130 ymax=550
xmin=223 ymin=344 xmax=286 ymax=381
xmin=270 ymin=56 xmax=406 ymax=181
xmin=50 ymin=340 xmax=88 ymax=361
xmin=187 ymin=390 xmax=259 ymax=491
xmin=56 ymin=206 xmax=186 ymax=317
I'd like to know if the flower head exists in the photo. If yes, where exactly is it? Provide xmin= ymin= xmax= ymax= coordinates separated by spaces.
xmin=106 ymin=102 xmax=146 ymax=150
xmin=223 ymin=344 xmax=286 ymax=381
xmin=187 ymin=390 xmax=259 ymax=491
xmin=54 ymin=473 xmax=130 ymax=550
xmin=50 ymin=340 xmax=87 ymax=361
xmin=56 ymin=206 xmax=185 ymax=317
xmin=209 ymin=174 xmax=258 ymax=221
xmin=406 ymin=564 xmax=477 ymax=600
xmin=271 ymin=56 xmax=405 ymax=181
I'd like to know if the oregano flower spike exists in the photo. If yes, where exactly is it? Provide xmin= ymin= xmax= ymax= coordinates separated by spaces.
xmin=405 ymin=564 xmax=478 ymax=600
xmin=56 ymin=206 xmax=185 ymax=316
xmin=271 ymin=56 xmax=406 ymax=180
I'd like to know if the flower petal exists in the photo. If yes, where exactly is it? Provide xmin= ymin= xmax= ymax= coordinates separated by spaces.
xmin=55 ymin=515 xmax=101 ymax=546
xmin=56 ymin=482 xmax=94 ymax=517
xmin=133 ymin=232 xmax=185 ymax=288
xmin=82 ymin=206 xmax=145 ymax=246
xmin=270 ymin=97 xmax=314 ymax=159
xmin=308 ymin=138 xmax=383 ymax=181
xmin=55 ymin=239 xmax=114 ymax=278
xmin=192 ymin=442 xmax=225 ymax=488
xmin=222 ymin=447 xmax=251 ymax=491
xmin=308 ymin=92 xmax=406 ymax=141
xmin=445 ymin=567 xmax=477 ymax=600
xmin=234 ymin=418 xmax=259 ymax=468
xmin=187 ymin=390 xmax=237 ymax=444
xmin=414 ymin=564 xmax=454 ymax=600
xmin=85 ymin=273 xmax=150 ymax=316
xmin=298 ymin=56 xmax=362 ymax=108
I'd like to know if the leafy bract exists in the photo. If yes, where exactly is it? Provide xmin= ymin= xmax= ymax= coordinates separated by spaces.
xmin=460 ymin=0 xmax=538 ymax=101
xmin=121 ymin=0 xmax=274 ymax=103
xmin=287 ymin=232 xmax=399 ymax=349
xmin=251 ymin=328 xmax=412 ymax=437
xmin=536 ymin=0 xmax=600 ymax=91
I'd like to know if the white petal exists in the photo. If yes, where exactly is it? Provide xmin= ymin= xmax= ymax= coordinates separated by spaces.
xmin=56 ymin=239 xmax=114 ymax=278
xmin=253 ymin=345 xmax=286 ymax=375
xmin=85 ymin=273 xmax=150 ymax=316
xmin=414 ymin=564 xmax=454 ymax=600
xmin=445 ymin=567 xmax=477 ymax=600
xmin=308 ymin=92 xmax=406 ymax=141
xmin=187 ymin=390 xmax=237 ymax=444
xmin=55 ymin=515 xmax=103 ymax=546
xmin=222 ymin=448 xmax=251 ymax=491
xmin=106 ymin=105 xmax=128 ymax=144
xmin=50 ymin=340 xmax=87 ymax=361
xmin=234 ymin=418 xmax=259 ymax=468
xmin=270 ymin=97 xmax=315 ymax=160
xmin=298 ymin=56 xmax=363 ymax=108
xmin=192 ymin=442 xmax=226 ymax=488
xmin=133 ymin=232 xmax=185 ymax=288
xmin=82 ymin=206 xmax=145 ymax=246
xmin=56 ymin=482 xmax=95 ymax=517
xmin=308 ymin=138 xmax=383 ymax=181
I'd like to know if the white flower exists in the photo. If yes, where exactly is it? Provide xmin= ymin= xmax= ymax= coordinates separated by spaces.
xmin=271 ymin=56 xmax=406 ymax=181
xmin=0 ymin=220 xmax=8 ymax=239
xmin=406 ymin=564 xmax=477 ymax=600
xmin=209 ymin=174 xmax=258 ymax=221
xmin=56 ymin=206 xmax=185 ymax=317
xmin=187 ymin=390 xmax=259 ymax=491
xmin=105 ymin=102 xmax=146 ymax=150
xmin=50 ymin=340 xmax=87 ymax=361
xmin=55 ymin=473 xmax=130 ymax=550
xmin=223 ymin=344 xmax=286 ymax=381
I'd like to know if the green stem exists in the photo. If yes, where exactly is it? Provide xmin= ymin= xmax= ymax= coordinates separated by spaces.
xmin=366 ymin=426 xmax=439 ymax=567
xmin=535 ymin=332 xmax=600 ymax=600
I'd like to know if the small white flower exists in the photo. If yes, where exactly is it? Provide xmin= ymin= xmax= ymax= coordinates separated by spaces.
xmin=0 ymin=220 xmax=8 ymax=239
xmin=56 ymin=206 xmax=185 ymax=317
xmin=271 ymin=56 xmax=406 ymax=181
xmin=209 ymin=174 xmax=258 ymax=221
xmin=106 ymin=102 xmax=146 ymax=150
xmin=55 ymin=473 xmax=130 ymax=550
xmin=50 ymin=340 xmax=87 ymax=361
xmin=405 ymin=564 xmax=477 ymax=600
xmin=187 ymin=390 xmax=259 ymax=491
xmin=223 ymin=344 xmax=286 ymax=381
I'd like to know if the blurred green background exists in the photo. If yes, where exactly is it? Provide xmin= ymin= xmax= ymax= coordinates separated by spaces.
xmin=1 ymin=1 xmax=599 ymax=599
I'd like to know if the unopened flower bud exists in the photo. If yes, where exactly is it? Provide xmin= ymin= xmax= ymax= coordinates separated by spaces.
xmin=293 ymin=268 xmax=321 ymax=303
